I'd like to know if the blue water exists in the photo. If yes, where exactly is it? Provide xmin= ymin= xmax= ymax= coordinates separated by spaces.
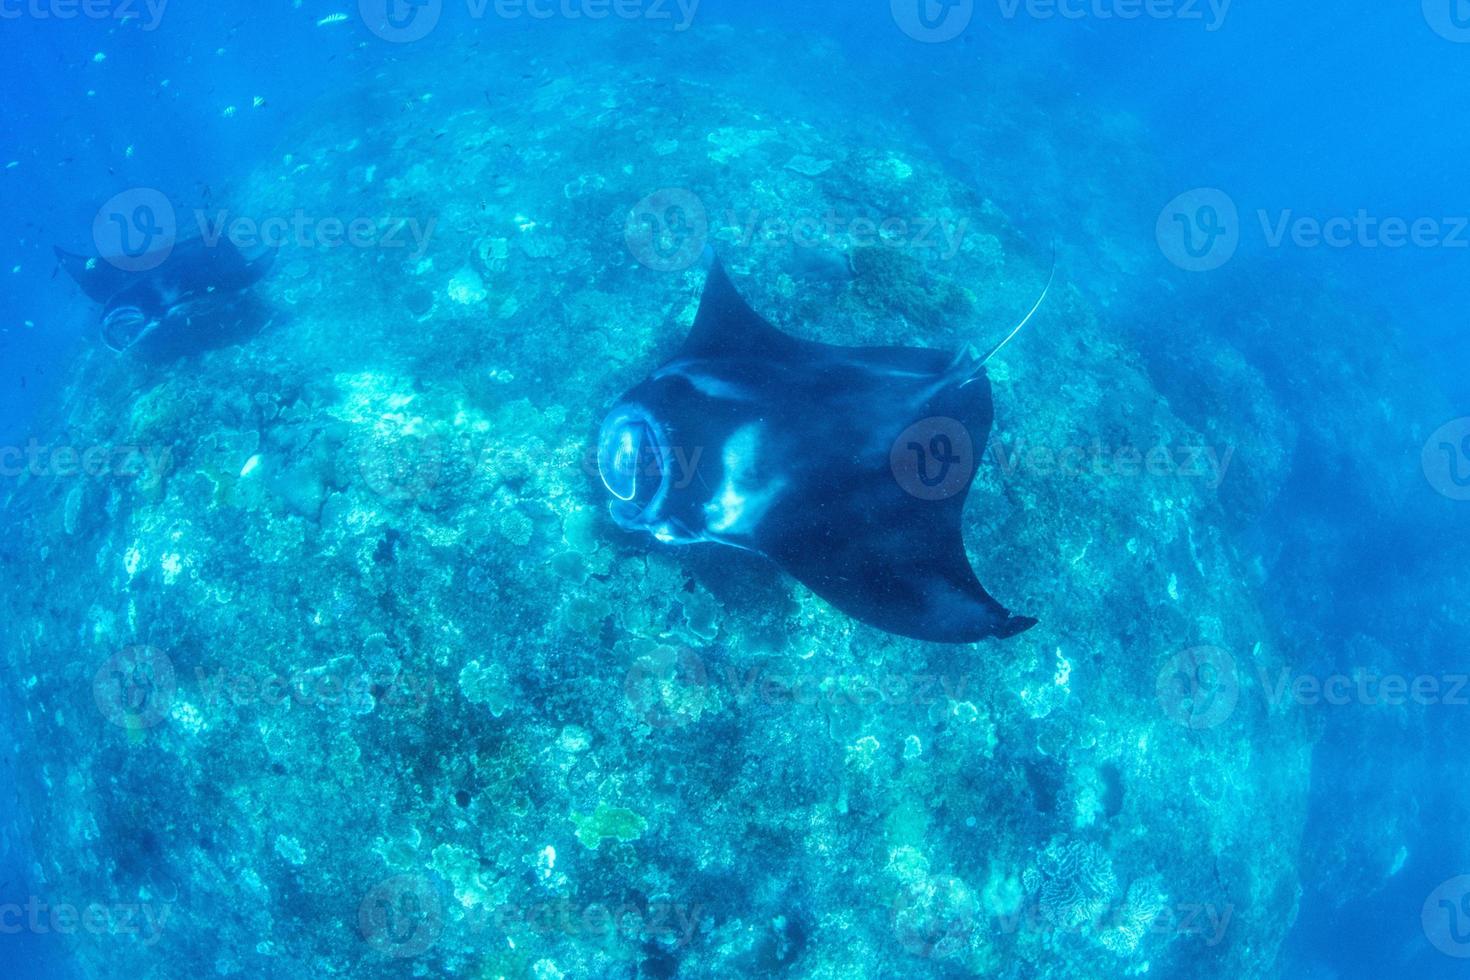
xmin=2 ymin=3 xmax=1467 ymax=978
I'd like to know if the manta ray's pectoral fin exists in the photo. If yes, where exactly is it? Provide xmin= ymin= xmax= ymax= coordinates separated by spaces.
xmin=239 ymin=243 xmax=279 ymax=286
xmin=54 ymin=247 xmax=139 ymax=305
xmin=679 ymin=253 xmax=803 ymax=361
xmin=762 ymin=491 xmax=1034 ymax=644
xmin=218 ymin=238 xmax=280 ymax=288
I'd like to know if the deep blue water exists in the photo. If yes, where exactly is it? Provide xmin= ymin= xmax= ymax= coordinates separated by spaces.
xmin=2 ymin=3 xmax=1467 ymax=978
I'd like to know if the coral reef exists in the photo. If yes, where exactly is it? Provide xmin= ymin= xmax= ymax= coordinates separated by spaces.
xmin=1025 ymin=839 xmax=1118 ymax=931
xmin=0 ymin=25 xmax=1316 ymax=980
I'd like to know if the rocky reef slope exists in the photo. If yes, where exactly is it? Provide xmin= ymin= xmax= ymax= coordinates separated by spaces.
xmin=0 ymin=27 xmax=1311 ymax=980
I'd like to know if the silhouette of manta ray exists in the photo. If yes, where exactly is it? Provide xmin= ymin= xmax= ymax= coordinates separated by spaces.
xmin=596 ymin=252 xmax=1049 ymax=644
xmin=55 ymin=237 xmax=276 ymax=358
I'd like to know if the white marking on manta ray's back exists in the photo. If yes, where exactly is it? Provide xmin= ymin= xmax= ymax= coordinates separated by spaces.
xmin=654 ymin=361 xmax=754 ymax=402
xmin=704 ymin=424 xmax=786 ymax=539
xmin=850 ymin=362 xmax=935 ymax=379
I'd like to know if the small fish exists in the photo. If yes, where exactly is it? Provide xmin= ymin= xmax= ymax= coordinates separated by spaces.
xmin=317 ymin=12 xmax=349 ymax=26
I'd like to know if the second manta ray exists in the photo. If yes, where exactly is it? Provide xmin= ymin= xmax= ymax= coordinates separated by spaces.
xmin=597 ymin=253 xmax=1049 ymax=644
xmin=55 ymin=237 xmax=276 ymax=357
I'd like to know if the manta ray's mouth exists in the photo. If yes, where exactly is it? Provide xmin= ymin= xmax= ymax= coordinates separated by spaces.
xmin=100 ymin=305 xmax=161 ymax=353
xmin=597 ymin=407 xmax=671 ymax=524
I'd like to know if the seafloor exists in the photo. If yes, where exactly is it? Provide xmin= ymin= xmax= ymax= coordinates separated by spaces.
xmin=3 ymin=24 xmax=1446 ymax=980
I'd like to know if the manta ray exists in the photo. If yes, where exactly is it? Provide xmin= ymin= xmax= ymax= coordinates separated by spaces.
xmin=54 ymin=237 xmax=276 ymax=358
xmin=597 ymin=252 xmax=1049 ymax=644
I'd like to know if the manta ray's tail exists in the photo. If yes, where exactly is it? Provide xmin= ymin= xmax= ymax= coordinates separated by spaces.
xmin=949 ymin=253 xmax=1056 ymax=390
xmin=977 ymin=249 xmax=1057 ymax=367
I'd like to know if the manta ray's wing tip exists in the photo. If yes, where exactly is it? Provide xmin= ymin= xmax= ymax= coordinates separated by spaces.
xmin=995 ymin=615 xmax=1039 ymax=640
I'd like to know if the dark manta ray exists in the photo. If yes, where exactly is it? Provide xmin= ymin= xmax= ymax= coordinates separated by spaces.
xmin=55 ymin=237 xmax=276 ymax=358
xmin=597 ymin=253 xmax=1049 ymax=644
